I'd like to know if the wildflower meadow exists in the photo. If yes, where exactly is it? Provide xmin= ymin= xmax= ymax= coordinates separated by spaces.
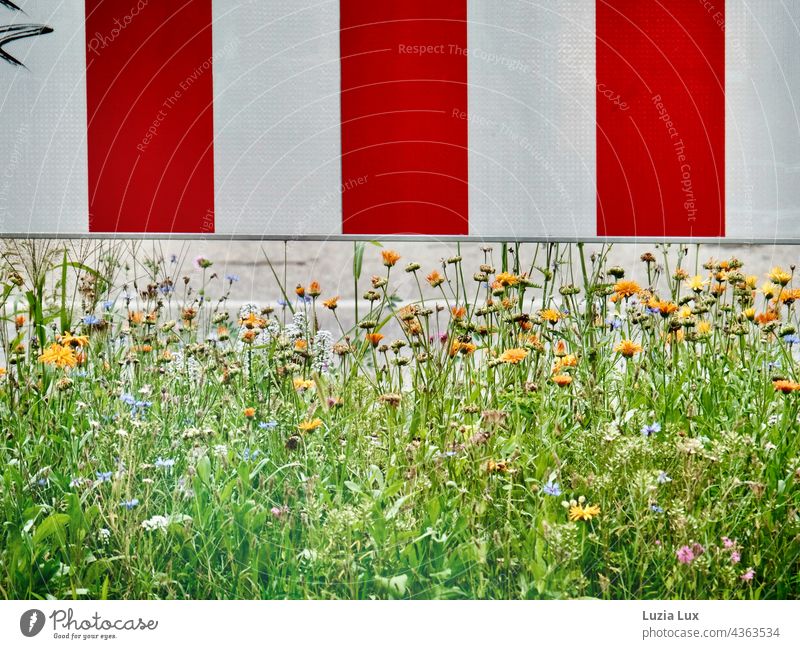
xmin=1 ymin=240 xmax=798 ymax=599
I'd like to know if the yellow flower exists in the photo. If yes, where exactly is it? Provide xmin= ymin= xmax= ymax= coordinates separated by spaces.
xmin=381 ymin=250 xmax=401 ymax=267
xmin=0 ymin=367 xmax=6 ymax=377
xmin=499 ymin=348 xmax=528 ymax=364
xmin=38 ymin=343 xmax=77 ymax=369
xmin=696 ymin=320 xmax=712 ymax=335
xmin=769 ymin=266 xmax=792 ymax=286
xmin=539 ymin=308 xmax=562 ymax=324
xmin=760 ymin=283 xmax=780 ymax=299
xmin=293 ymin=378 xmax=315 ymax=391
xmin=613 ymin=280 xmax=641 ymax=299
xmin=495 ymin=272 xmax=519 ymax=287
xmin=614 ymin=340 xmax=643 ymax=358
xmin=58 ymin=331 xmax=89 ymax=347
xmin=322 ymin=296 xmax=339 ymax=310
xmin=685 ymin=275 xmax=708 ymax=293
xmin=298 ymin=418 xmax=323 ymax=432
xmin=568 ymin=503 xmax=601 ymax=522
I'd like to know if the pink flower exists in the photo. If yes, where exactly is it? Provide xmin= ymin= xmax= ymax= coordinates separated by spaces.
xmin=691 ymin=542 xmax=705 ymax=556
xmin=730 ymin=551 xmax=741 ymax=564
xmin=740 ymin=568 xmax=755 ymax=582
xmin=676 ymin=545 xmax=695 ymax=564
xmin=722 ymin=536 xmax=734 ymax=548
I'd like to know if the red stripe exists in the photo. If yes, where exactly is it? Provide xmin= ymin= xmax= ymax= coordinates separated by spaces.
xmin=596 ymin=0 xmax=725 ymax=237
xmin=85 ymin=0 xmax=215 ymax=233
xmin=340 ymin=1 xmax=468 ymax=235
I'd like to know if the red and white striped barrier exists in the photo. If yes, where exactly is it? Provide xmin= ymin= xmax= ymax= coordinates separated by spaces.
xmin=1 ymin=1 xmax=798 ymax=239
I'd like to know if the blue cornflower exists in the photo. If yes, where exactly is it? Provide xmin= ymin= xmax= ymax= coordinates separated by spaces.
xmin=154 ymin=458 xmax=175 ymax=469
xmin=649 ymin=504 xmax=664 ymax=514
xmin=169 ymin=254 xmax=178 ymax=264
xmin=226 ymin=274 xmax=240 ymax=283
xmin=36 ymin=478 xmax=48 ymax=487
xmin=606 ymin=316 xmax=622 ymax=331
xmin=656 ymin=471 xmax=672 ymax=484
xmin=277 ymin=298 xmax=289 ymax=308
xmin=96 ymin=471 xmax=113 ymax=483
xmin=641 ymin=422 xmax=661 ymax=437
xmin=102 ymin=300 xmax=114 ymax=311
xmin=83 ymin=314 xmax=101 ymax=326
xmin=543 ymin=480 xmax=562 ymax=496
xmin=241 ymin=448 xmax=260 ymax=461
xmin=120 ymin=498 xmax=139 ymax=510
xmin=441 ymin=450 xmax=457 ymax=458
xmin=783 ymin=334 xmax=800 ymax=346
xmin=159 ymin=284 xmax=174 ymax=296
xmin=259 ymin=421 xmax=278 ymax=430
xmin=120 ymin=393 xmax=152 ymax=416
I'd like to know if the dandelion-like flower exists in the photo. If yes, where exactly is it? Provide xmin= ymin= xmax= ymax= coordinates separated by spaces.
xmin=499 ymin=348 xmax=528 ymax=364
xmin=614 ymin=340 xmax=643 ymax=358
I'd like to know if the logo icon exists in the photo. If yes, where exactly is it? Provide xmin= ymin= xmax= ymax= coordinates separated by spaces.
xmin=20 ymin=609 xmax=45 ymax=637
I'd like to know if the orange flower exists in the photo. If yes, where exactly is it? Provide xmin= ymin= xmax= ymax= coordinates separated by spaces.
xmin=128 ymin=311 xmax=144 ymax=325
xmin=450 ymin=341 xmax=477 ymax=356
xmin=244 ymin=407 xmax=256 ymax=418
xmin=451 ymin=306 xmax=467 ymax=319
xmin=308 ymin=281 xmax=321 ymax=297
xmin=381 ymin=250 xmax=401 ymax=267
xmin=614 ymin=340 xmax=643 ymax=358
xmin=323 ymin=296 xmax=339 ymax=310
xmin=14 ymin=315 xmax=25 ymax=329
xmin=553 ymin=354 xmax=578 ymax=374
xmin=240 ymin=312 xmax=266 ymax=329
xmin=552 ymin=374 xmax=573 ymax=387
xmin=773 ymin=379 xmax=800 ymax=394
xmin=499 ymin=348 xmax=528 ymax=364
xmin=648 ymin=299 xmax=678 ymax=317
xmin=366 ymin=333 xmax=384 ymax=347
xmin=38 ymin=343 xmax=77 ymax=369
xmin=295 ymin=284 xmax=306 ymax=297
xmin=755 ymin=311 xmax=779 ymax=326
xmin=294 ymin=339 xmax=308 ymax=352
xmin=298 ymin=418 xmax=323 ymax=432
xmin=0 ymin=367 xmax=7 ymax=377
xmin=613 ymin=280 xmax=641 ymax=299
xmin=426 ymin=270 xmax=444 ymax=287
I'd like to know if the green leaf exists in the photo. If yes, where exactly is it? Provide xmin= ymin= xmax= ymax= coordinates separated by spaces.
xmin=33 ymin=513 xmax=70 ymax=546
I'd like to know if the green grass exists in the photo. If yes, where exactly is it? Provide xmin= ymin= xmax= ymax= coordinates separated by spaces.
xmin=0 ymin=240 xmax=798 ymax=599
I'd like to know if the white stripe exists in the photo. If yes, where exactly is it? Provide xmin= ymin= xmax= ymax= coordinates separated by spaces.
xmin=466 ymin=0 xmax=596 ymax=239
xmin=0 ymin=0 xmax=88 ymax=234
xmin=726 ymin=0 xmax=800 ymax=239
xmin=212 ymin=0 xmax=342 ymax=237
